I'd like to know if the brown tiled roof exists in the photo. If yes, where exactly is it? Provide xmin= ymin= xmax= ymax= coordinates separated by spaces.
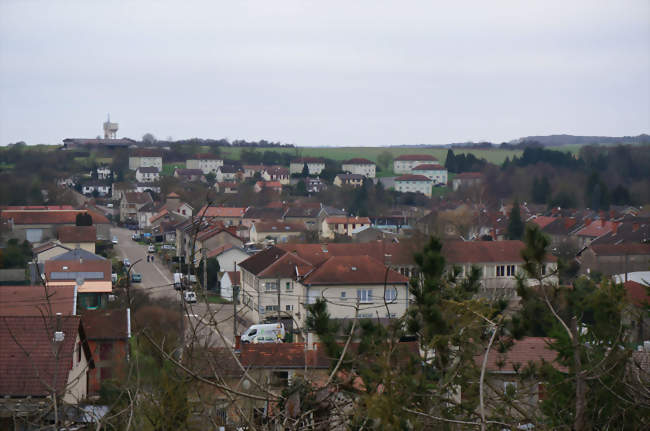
xmin=239 ymin=246 xmax=289 ymax=275
xmin=255 ymin=181 xmax=283 ymax=188
xmin=624 ymin=281 xmax=650 ymax=307
xmin=124 ymin=192 xmax=153 ymax=205
xmin=0 ymin=209 xmax=109 ymax=225
xmin=258 ymin=252 xmax=314 ymax=279
xmin=130 ymin=148 xmax=163 ymax=157
xmin=81 ymin=309 xmax=128 ymax=340
xmin=278 ymin=240 xmax=421 ymax=267
xmin=395 ymin=174 xmax=431 ymax=182
xmin=454 ymin=172 xmax=483 ymax=179
xmin=590 ymin=243 xmax=650 ymax=256
xmin=244 ymin=207 xmax=286 ymax=220
xmin=342 ymin=158 xmax=374 ymax=165
xmin=33 ymin=242 xmax=71 ymax=254
xmin=196 ymin=226 xmax=240 ymax=242
xmin=0 ymin=285 xmax=76 ymax=316
xmin=412 ymin=164 xmax=445 ymax=170
xmin=188 ymin=153 xmax=221 ymax=160
xmin=442 ymin=240 xmax=557 ymax=263
xmin=0 ymin=316 xmax=92 ymax=396
xmin=44 ymin=259 xmax=111 ymax=282
xmin=394 ymin=154 xmax=437 ymax=161
xmin=475 ymin=337 xmax=567 ymax=373
xmin=240 ymin=343 xmax=330 ymax=369
xmin=574 ymin=220 xmax=618 ymax=238
xmin=528 ymin=216 xmax=557 ymax=230
xmin=0 ymin=205 xmax=75 ymax=211
xmin=302 ymin=255 xmax=408 ymax=285
xmin=291 ymin=157 xmax=326 ymax=164
xmin=57 ymin=226 xmax=96 ymax=243
xmin=253 ymin=221 xmax=306 ymax=233
xmin=336 ymin=174 xmax=365 ymax=181
xmin=136 ymin=166 xmax=159 ymax=174
xmin=227 ymin=271 xmax=240 ymax=286
xmin=206 ymin=243 xmax=236 ymax=258
xmin=175 ymin=168 xmax=204 ymax=176
xmin=197 ymin=206 xmax=246 ymax=218
xmin=184 ymin=347 xmax=244 ymax=378
xmin=325 ymin=216 xmax=371 ymax=224
xmin=267 ymin=166 xmax=289 ymax=175
xmin=542 ymin=217 xmax=577 ymax=235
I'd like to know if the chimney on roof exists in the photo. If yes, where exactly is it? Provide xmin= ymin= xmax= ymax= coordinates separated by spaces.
xmin=585 ymin=218 xmax=592 ymax=226
xmin=612 ymin=223 xmax=619 ymax=235
xmin=633 ymin=223 xmax=639 ymax=232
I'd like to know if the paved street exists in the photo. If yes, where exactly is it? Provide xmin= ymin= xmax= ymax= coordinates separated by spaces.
xmin=110 ymin=226 xmax=240 ymax=347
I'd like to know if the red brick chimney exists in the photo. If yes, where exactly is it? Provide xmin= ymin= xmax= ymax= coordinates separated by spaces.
xmin=612 ymin=223 xmax=619 ymax=235
xmin=633 ymin=223 xmax=639 ymax=232
xmin=235 ymin=335 xmax=241 ymax=350
xmin=585 ymin=218 xmax=592 ymax=226
xmin=601 ymin=219 xmax=606 ymax=227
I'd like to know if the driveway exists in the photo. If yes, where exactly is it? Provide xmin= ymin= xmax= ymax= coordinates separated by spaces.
xmin=111 ymin=226 xmax=242 ymax=347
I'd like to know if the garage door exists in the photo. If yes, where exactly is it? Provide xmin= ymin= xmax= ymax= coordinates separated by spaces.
xmin=25 ymin=229 xmax=43 ymax=243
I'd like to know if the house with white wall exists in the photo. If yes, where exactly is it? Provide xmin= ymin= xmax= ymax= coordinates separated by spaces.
xmin=411 ymin=164 xmax=448 ymax=185
xmin=320 ymin=216 xmax=371 ymax=239
xmin=393 ymin=154 xmax=439 ymax=174
xmin=186 ymin=153 xmax=223 ymax=174
xmin=394 ymin=174 xmax=433 ymax=197
xmin=128 ymin=149 xmax=163 ymax=171
xmin=341 ymin=158 xmax=376 ymax=178
xmin=289 ymin=157 xmax=326 ymax=175
xmin=135 ymin=166 xmax=160 ymax=183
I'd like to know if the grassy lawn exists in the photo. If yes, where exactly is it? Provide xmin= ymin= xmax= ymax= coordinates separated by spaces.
xmin=201 ymin=292 xmax=231 ymax=304
xmin=0 ymin=163 xmax=14 ymax=170
xmin=162 ymin=162 xmax=185 ymax=176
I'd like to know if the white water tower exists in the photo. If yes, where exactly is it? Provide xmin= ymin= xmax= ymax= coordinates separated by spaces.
xmin=103 ymin=114 xmax=119 ymax=139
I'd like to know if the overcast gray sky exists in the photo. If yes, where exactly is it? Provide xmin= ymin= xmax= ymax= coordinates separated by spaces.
xmin=0 ymin=1 xmax=648 ymax=147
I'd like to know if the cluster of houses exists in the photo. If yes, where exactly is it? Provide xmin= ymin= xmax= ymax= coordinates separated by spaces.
xmin=0 ymin=209 xmax=129 ymax=424
xmin=75 ymin=150 xmax=461 ymax=202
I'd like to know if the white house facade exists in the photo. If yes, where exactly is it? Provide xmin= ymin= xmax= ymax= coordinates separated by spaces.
xmin=394 ymin=174 xmax=433 ymax=197
xmin=341 ymin=158 xmax=376 ymax=178
xmin=393 ymin=154 xmax=439 ymax=174
xmin=411 ymin=164 xmax=448 ymax=185
xmin=186 ymin=154 xmax=224 ymax=174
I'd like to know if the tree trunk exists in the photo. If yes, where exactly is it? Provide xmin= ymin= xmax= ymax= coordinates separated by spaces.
xmin=571 ymin=317 xmax=587 ymax=431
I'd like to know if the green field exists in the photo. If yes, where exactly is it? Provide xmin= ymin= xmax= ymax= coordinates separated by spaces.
xmin=162 ymin=162 xmax=186 ymax=176
xmin=219 ymin=146 xmax=525 ymax=166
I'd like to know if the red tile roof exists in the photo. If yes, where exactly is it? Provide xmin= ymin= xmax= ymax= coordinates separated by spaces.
xmin=44 ymin=259 xmax=112 ymax=282
xmin=206 ymin=243 xmax=236 ymax=258
xmin=476 ymin=337 xmax=567 ymax=373
xmin=291 ymin=157 xmax=326 ymax=164
xmin=394 ymin=154 xmax=438 ymax=161
xmin=529 ymin=216 xmax=558 ymax=230
xmin=124 ymin=192 xmax=153 ymax=205
xmin=278 ymin=240 xmax=422 ymax=267
xmin=395 ymin=174 xmax=431 ymax=182
xmin=590 ymin=243 xmax=650 ymax=256
xmin=57 ymin=225 xmax=96 ymax=243
xmin=412 ymin=164 xmax=445 ymax=170
xmin=81 ymin=309 xmax=128 ymax=340
xmin=258 ymin=252 xmax=315 ymax=279
xmin=624 ymin=281 xmax=650 ymax=307
xmin=130 ymin=148 xmax=163 ymax=157
xmin=442 ymin=240 xmax=557 ymax=263
xmin=324 ymin=216 xmax=371 ymax=225
xmin=1 ymin=209 xmax=109 ymax=225
xmin=0 ymin=285 xmax=76 ymax=316
xmin=0 ymin=316 xmax=92 ymax=396
xmin=33 ymin=242 xmax=71 ymax=254
xmin=302 ymin=255 xmax=408 ymax=285
xmin=454 ymin=172 xmax=483 ymax=179
xmin=197 ymin=206 xmax=246 ymax=218
xmin=227 ymin=271 xmax=240 ymax=286
xmin=240 ymin=343 xmax=330 ymax=369
xmin=575 ymin=220 xmax=618 ymax=238
xmin=188 ymin=153 xmax=221 ymax=160
xmin=253 ymin=221 xmax=306 ymax=233
xmin=342 ymin=158 xmax=374 ymax=165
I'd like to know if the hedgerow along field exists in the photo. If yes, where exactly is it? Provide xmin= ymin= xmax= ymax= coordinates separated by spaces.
xmin=217 ymin=146 xmax=530 ymax=165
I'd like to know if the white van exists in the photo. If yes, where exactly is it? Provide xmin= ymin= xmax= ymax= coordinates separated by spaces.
xmin=173 ymin=273 xmax=183 ymax=290
xmin=183 ymin=291 xmax=197 ymax=303
xmin=241 ymin=323 xmax=285 ymax=344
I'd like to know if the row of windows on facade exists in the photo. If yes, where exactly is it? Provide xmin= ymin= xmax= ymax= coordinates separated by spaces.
xmin=262 ymin=285 xmax=398 ymax=303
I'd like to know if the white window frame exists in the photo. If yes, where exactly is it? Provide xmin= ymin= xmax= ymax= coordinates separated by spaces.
xmin=384 ymin=287 xmax=397 ymax=303
xmin=357 ymin=289 xmax=373 ymax=304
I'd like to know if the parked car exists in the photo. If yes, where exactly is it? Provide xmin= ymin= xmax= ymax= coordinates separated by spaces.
xmin=162 ymin=244 xmax=176 ymax=250
xmin=132 ymin=233 xmax=141 ymax=241
xmin=112 ymin=236 xmax=118 ymax=244
xmin=241 ymin=323 xmax=285 ymax=344
xmin=123 ymin=258 xmax=131 ymax=267
xmin=183 ymin=291 xmax=197 ymax=303
xmin=147 ymin=245 xmax=155 ymax=253
xmin=173 ymin=273 xmax=183 ymax=290
xmin=131 ymin=273 xmax=142 ymax=283
xmin=106 ymin=203 xmax=114 ymax=208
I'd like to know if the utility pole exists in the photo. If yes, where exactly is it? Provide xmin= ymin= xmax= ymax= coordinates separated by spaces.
xmin=202 ymin=248 xmax=207 ymax=292
xmin=277 ymin=277 xmax=281 ymax=324
xmin=233 ymin=285 xmax=239 ymax=343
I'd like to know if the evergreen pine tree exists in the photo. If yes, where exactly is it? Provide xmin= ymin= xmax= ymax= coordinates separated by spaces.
xmin=507 ymin=198 xmax=524 ymax=240
xmin=444 ymin=149 xmax=456 ymax=173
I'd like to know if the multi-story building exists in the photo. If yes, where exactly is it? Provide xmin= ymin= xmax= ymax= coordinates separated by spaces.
xmin=289 ymin=157 xmax=326 ymax=175
xmin=135 ymin=166 xmax=160 ymax=183
xmin=393 ymin=154 xmax=439 ymax=174
xmin=394 ymin=174 xmax=433 ymax=197
xmin=186 ymin=153 xmax=223 ymax=174
xmin=341 ymin=158 xmax=376 ymax=178
xmin=333 ymin=173 xmax=364 ymax=188
xmin=128 ymin=149 xmax=163 ymax=171
xmin=320 ymin=216 xmax=371 ymax=239
xmin=411 ymin=164 xmax=448 ymax=185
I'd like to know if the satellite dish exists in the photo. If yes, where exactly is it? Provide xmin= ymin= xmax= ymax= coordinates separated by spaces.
xmin=76 ymin=275 xmax=85 ymax=286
